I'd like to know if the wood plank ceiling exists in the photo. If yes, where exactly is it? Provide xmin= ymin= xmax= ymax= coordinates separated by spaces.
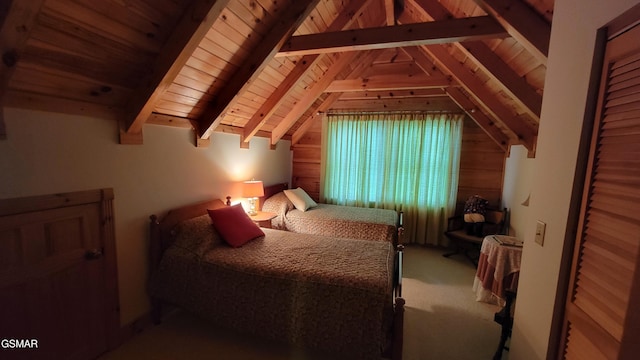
xmin=0 ymin=0 xmax=554 ymax=154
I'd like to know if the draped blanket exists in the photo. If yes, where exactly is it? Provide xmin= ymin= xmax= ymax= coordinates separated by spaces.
xmin=262 ymin=192 xmax=398 ymax=242
xmin=150 ymin=215 xmax=395 ymax=359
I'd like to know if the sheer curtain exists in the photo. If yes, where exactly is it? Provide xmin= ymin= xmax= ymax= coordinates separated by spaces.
xmin=322 ymin=112 xmax=463 ymax=245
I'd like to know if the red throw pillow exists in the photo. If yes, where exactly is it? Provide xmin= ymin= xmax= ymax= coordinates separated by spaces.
xmin=207 ymin=204 xmax=265 ymax=247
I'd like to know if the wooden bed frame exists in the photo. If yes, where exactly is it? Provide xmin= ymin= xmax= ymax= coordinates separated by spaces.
xmin=260 ymin=182 xmax=405 ymax=244
xmin=148 ymin=197 xmax=405 ymax=360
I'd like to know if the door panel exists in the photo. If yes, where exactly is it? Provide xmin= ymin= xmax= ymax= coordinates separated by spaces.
xmin=0 ymin=190 xmax=117 ymax=360
xmin=561 ymin=17 xmax=640 ymax=360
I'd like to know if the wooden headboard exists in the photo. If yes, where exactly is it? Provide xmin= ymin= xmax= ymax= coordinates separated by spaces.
xmin=259 ymin=182 xmax=289 ymax=210
xmin=149 ymin=197 xmax=227 ymax=324
xmin=149 ymin=198 xmax=226 ymax=271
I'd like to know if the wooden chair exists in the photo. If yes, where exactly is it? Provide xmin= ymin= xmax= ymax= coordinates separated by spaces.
xmin=493 ymin=289 xmax=516 ymax=359
xmin=442 ymin=208 xmax=506 ymax=266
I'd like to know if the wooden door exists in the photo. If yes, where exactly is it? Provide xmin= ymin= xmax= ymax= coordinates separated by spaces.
xmin=559 ymin=8 xmax=640 ymax=360
xmin=0 ymin=190 xmax=119 ymax=360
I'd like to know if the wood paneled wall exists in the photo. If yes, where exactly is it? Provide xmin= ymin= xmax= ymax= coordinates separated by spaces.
xmin=291 ymin=116 xmax=506 ymax=210
xmin=292 ymin=119 xmax=323 ymax=200
xmin=456 ymin=118 xmax=506 ymax=211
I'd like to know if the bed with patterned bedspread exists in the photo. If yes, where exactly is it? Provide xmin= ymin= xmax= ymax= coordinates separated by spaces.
xmin=148 ymin=199 xmax=404 ymax=360
xmin=261 ymin=184 xmax=402 ymax=244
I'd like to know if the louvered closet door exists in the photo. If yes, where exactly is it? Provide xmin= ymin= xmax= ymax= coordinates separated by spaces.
xmin=560 ymin=21 xmax=640 ymax=360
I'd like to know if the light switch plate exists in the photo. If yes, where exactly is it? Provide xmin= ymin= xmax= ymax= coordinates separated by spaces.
xmin=535 ymin=220 xmax=546 ymax=246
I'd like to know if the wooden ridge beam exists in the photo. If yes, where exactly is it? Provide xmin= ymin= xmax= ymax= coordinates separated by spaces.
xmin=196 ymin=0 xmax=321 ymax=142
xmin=121 ymin=0 xmax=232 ymax=144
xmin=472 ymin=0 xmax=551 ymax=64
xmin=277 ymin=16 xmax=507 ymax=57
xmin=242 ymin=0 xmax=375 ymax=144
xmin=410 ymin=0 xmax=543 ymax=119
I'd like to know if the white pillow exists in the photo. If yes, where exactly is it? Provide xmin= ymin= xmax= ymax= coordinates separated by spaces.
xmin=283 ymin=187 xmax=317 ymax=212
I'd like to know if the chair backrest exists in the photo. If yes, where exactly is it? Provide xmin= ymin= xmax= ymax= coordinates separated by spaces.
xmin=485 ymin=209 xmax=504 ymax=224
xmin=482 ymin=208 xmax=507 ymax=236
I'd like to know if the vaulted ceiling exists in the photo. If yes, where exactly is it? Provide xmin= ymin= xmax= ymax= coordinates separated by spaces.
xmin=0 ymin=0 xmax=553 ymax=153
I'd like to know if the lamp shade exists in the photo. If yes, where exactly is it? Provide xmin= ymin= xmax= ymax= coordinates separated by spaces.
xmin=242 ymin=180 xmax=264 ymax=198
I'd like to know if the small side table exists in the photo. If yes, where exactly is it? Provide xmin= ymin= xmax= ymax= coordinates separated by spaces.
xmin=473 ymin=235 xmax=522 ymax=306
xmin=249 ymin=211 xmax=277 ymax=228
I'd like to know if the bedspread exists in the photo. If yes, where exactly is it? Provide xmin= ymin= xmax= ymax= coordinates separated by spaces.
xmin=263 ymin=193 xmax=398 ymax=242
xmin=150 ymin=215 xmax=395 ymax=359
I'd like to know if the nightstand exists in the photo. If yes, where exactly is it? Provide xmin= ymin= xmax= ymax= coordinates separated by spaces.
xmin=249 ymin=211 xmax=277 ymax=228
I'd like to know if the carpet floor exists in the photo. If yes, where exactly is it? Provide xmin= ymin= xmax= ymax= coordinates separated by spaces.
xmin=98 ymin=246 xmax=507 ymax=360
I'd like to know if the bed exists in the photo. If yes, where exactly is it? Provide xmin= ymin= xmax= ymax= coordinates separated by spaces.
xmin=260 ymin=183 xmax=403 ymax=244
xmin=148 ymin=198 xmax=405 ymax=360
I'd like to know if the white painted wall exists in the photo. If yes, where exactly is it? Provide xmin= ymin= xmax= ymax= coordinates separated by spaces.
xmin=501 ymin=145 xmax=534 ymax=238
xmin=505 ymin=0 xmax=640 ymax=358
xmin=0 ymin=107 xmax=292 ymax=325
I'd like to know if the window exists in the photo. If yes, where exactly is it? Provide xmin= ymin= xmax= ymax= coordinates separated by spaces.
xmin=322 ymin=112 xmax=463 ymax=245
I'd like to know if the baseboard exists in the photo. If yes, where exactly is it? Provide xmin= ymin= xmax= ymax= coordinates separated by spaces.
xmin=118 ymin=311 xmax=153 ymax=345
xmin=117 ymin=305 xmax=182 ymax=344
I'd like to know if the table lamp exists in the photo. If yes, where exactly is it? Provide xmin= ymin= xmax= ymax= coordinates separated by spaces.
xmin=242 ymin=180 xmax=264 ymax=216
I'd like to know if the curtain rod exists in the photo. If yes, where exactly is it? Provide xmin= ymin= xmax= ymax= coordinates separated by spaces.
xmin=325 ymin=110 xmax=464 ymax=116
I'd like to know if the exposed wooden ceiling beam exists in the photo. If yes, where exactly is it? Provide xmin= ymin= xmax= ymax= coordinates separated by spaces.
xmin=270 ymin=51 xmax=361 ymax=144
xmin=461 ymin=41 xmax=542 ymax=118
xmin=0 ymin=0 xmax=46 ymax=140
xmin=385 ymin=0 xmax=406 ymax=26
xmin=338 ymin=88 xmax=447 ymax=100
xmin=195 ymin=0 xmax=321 ymax=142
xmin=385 ymin=0 xmax=395 ymax=25
xmin=410 ymin=0 xmax=543 ymax=119
xmin=241 ymin=55 xmax=316 ymax=143
xmin=121 ymin=0 xmax=231 ymax=144
xmin=291 ymin=50 xmax=384 ymax=145
xmin=291 ymin=92 xmax=348 ymax=146
xmin=472 ymin=0 xmax=551 ymax=65
xmin=146 ymin=113 xmax=194 ymax=129
xmin=276 ymin=16 xmax=507 ymax=57
xmin=291 ymin=97 xmax=347 ymax=147
xmin=400 ymin=46 xmax=511 ymax=150
xmin=326 ymin=74 xmax=452 ymax=92
xmin=413 ymin=43 xmax=537 ymax=150
xmin=292 ymin=112 xmax=325 ymax=145
xmin=4 ymin=89 xmax=123 ymax=122
xmin=242 ymin=0 xmax=375 ymax=144
xmin=146 ymin=113 xmax=280 ymax=140
xmin=330 ymin=96 xmax=461 ymax=111
xmin=445 ymin=86 xmax=509 ymax=151
xmin=273 ymin=49 xmax=383 ymax=144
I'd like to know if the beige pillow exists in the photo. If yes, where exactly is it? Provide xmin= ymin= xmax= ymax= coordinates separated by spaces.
xmin=283 ymin=187 xmax=317 ymax=212
xmin=262 ymin=192 xmax=294 ymax=214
